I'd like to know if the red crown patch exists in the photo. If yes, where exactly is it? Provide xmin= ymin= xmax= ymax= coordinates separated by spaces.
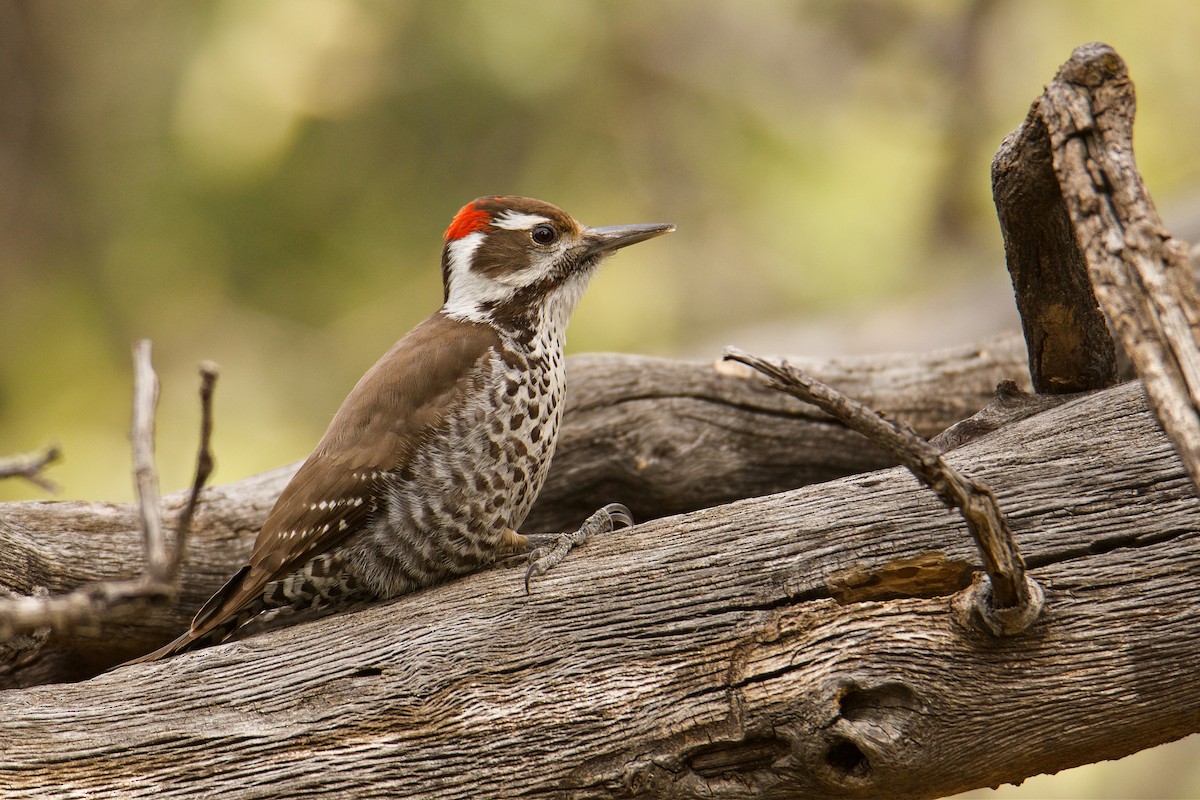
xmin=444 ymin=203 xmax=491 ymax=241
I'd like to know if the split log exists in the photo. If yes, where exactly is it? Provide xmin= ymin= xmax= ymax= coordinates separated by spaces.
xmin=0 ymin=336 xmax=1028 ymax=686
xmin=993 ymin=41 xmax=1200 ymax=489
xmin=1 ymin=379 xmax=1196 ymax=800
xmin=528 ymin=337 xmax=1030 ymax=529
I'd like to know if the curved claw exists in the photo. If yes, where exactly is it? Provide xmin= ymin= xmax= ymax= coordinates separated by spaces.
xmin=602 ymin=502 xmax=635 ymax=530
xmin=523 ymin=502 xmax=636 ymax=596
xmin=524 ymin=553 xmax=545 ymax=595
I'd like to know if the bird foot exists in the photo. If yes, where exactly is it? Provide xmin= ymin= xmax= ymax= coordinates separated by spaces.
xmin=523 ymin=503 xmax=634 ymax=593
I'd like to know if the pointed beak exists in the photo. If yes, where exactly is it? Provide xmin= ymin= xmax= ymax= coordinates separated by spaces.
xmin=580 ymin=222 xmax=675 ymax=261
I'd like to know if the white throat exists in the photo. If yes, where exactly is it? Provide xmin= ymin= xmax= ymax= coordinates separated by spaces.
xmin=442 ymin=233 xmax=595 ymax=328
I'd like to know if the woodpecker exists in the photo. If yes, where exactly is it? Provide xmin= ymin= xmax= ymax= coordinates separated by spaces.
xmin=131 ymin=196 xmax=673 ymax=662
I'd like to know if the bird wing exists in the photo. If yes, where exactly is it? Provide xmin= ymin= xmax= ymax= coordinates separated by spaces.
xmin=186 ymin=313 xmax=503 ymax=642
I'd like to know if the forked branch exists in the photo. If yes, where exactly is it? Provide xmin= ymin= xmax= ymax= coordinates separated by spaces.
xmin=0 ymin=445 xmax=61 ymax=494
xmin=0 ymin=343 xmax=217 ymax=642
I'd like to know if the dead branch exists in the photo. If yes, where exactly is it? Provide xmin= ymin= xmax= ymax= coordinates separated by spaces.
xmin=0 ymin=445 xmax=60 ymax=493
xmin=0 ymin=345 xmax=217 ymax=643
xmin=991 ymin=79 xmax=1118 ymax=394
xmin=131 ymin=340 xmax=167 ymax=577
xmin=165 ymin=360 xmax=218 ymax=581
xmin=723 ymin=347 xmax=1040 ymax=633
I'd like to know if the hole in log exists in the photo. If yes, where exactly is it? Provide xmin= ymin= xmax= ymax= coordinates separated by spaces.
xmin=839 ymin=682 xmax=920 ymax=721
xmin=825 ymin=737 xmax=870 ymax=778
xmin=827 ymin=551 xmax=975 ymax=603
xmin=351 ymin=666 xmax=384 ymax=678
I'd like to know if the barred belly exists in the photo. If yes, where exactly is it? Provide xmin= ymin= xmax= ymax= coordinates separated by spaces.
xmin=344 ymin=333 xmax=565 ymax=598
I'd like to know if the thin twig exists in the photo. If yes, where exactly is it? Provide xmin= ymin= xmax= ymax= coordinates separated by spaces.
xmin=0 ymin=346 xmax=219 ymax=644
xmin=167 ymin=362 xmax=218 ymax=581
xmin=0 ymin=581 xmax=175 ymax=641
xmin=723 ymin=346 xmax=1042 ymax=634
xmin=131 ymin=340 xmax=166 ymax=578
xmin=0 ymin=445 xmax=61 ymax=493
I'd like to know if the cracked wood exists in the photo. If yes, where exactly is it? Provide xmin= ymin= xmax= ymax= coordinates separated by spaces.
xmin=0 ymin=380 xmax=1196 ymax=799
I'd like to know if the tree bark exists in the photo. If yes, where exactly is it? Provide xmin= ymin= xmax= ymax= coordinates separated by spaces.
xmin=1 ymin=380 xmax=1196 ymax=800
xmin=0 ymin=335 xmax=1028 ymax=686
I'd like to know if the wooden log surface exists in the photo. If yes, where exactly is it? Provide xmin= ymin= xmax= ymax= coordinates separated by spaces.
xmin=0 ymin=335 xmax=1029 ymax=685
xmin=1 ymin=379 xmax=1196 ymax=800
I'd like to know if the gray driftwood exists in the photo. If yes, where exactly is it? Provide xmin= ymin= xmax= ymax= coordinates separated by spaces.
xmin=1 ymin=379 xmax=1196 ymax=800
xmin=0 ymin=335 xmax=1028 ymax=686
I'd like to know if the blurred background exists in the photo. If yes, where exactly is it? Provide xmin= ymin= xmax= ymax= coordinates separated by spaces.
xmin=2 ymin=1 xmax=1199 ymax=795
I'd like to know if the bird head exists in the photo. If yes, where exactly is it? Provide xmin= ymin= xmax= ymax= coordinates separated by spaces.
xmin=440 ymin=196 xmax=674 ymax=331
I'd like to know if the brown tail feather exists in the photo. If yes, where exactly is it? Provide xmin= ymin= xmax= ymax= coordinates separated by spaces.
xmin=119 ymin=617 xmax=239 ymax=665
xmin=121 ymin=566 xmax=259 ymax=665
xmin=191 ymin=565 xmax=254 ymax=630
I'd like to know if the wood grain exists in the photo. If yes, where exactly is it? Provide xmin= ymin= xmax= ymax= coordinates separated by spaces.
xmin=1 ymin=380 xmax=1195 ymax=799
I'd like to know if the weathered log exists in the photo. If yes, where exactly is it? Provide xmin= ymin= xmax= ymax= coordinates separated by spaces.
xmin=994 ymin=42 xmax=1200 ymax=491
xmin=1 ymin=379 xmax=1194 ymax=800
xmin=528 ymin=335 xmax=1029 ymax=529
xmin=0 ymin=335 xmax=1029 ymax=685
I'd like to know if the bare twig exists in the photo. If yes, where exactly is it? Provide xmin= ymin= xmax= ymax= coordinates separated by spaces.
xmin=0 ymin=345 xmax=218 ymax=643
xmin=131 ymin=340 xmax=167 ymax=580
xmin=165 ymin=361 xmax=218 ymax=581
xmin=0 ymin=581 xmax=174 ymax=641
xmin=0 ymin=445 xmax=61 ymax=493
xmin=723 ymin=347 xmax=1043 ymax=635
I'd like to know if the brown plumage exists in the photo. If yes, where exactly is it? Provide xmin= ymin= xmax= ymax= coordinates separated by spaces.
xmin=129 ymin=196 xmax=673 ymax=663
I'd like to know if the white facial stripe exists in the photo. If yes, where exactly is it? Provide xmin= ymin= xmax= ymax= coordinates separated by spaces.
xmin=491 ymin=211 xmax=551 ymax=231
xmin=443 ymin=230 xmax=510 ymax=322
xmin=446 ymin=231 xmax=485 ymax=286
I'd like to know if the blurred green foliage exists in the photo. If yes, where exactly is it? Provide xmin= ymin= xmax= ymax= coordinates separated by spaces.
xmin=5 ymin=0 xmax=1200 ymax=504
xmin=3 ymin=1 xmax=1200 ymax=794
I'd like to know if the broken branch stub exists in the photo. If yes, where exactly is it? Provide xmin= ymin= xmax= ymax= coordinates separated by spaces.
xmin=994 ymin=41 xmax=1200 ymax=493
xmin=992 ymin=96 xmax=1117 ymax=394
xmin=723 ymin=347 xmax=1042 ymax=635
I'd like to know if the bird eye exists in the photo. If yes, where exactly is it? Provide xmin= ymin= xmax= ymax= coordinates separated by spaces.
xmin=530 ymin=224 xmax=558 ymax=246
